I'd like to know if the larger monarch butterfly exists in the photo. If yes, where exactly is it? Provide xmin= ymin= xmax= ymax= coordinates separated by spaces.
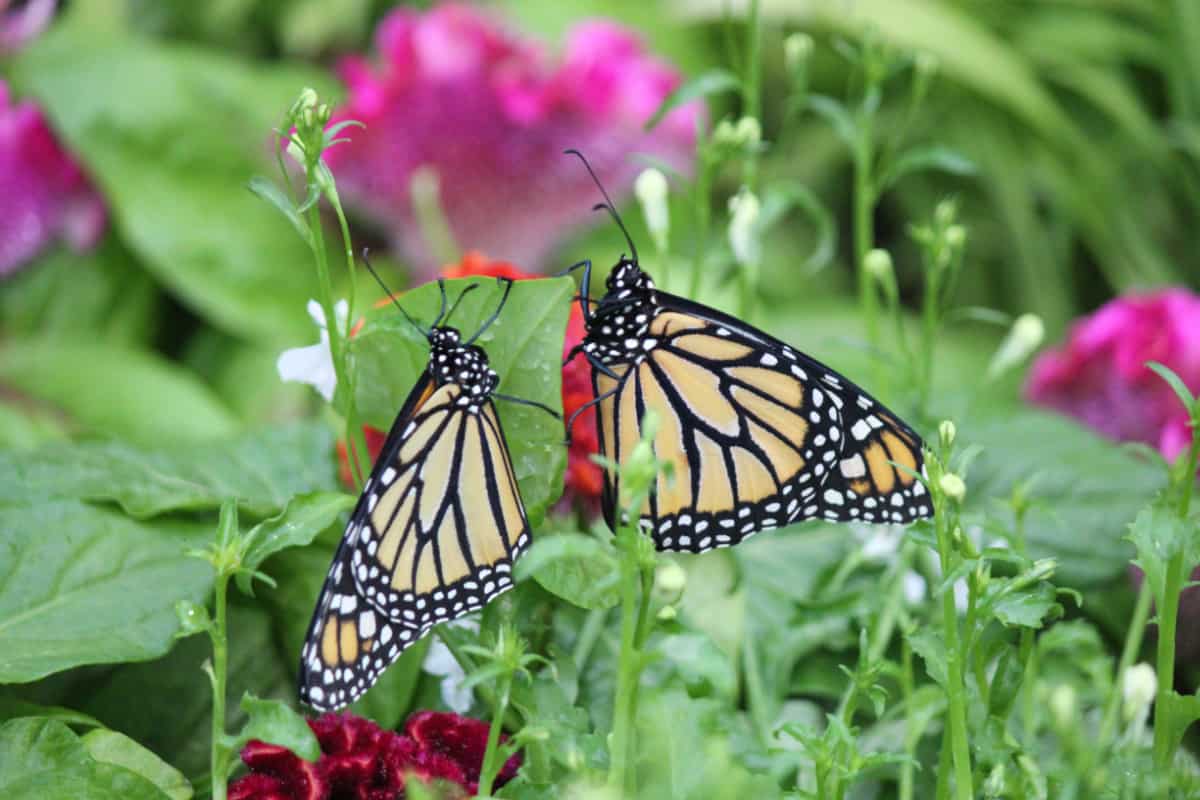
xmin=563 ymin=151 xmax=933 ymax=553
xmin=299 ymin=276 xmax=555 ymax=711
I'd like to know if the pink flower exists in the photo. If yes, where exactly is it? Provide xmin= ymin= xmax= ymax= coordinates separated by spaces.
xmin=0 ymin=79 xmax=106 ymax=275
xmin=1 ymin=0 xmax=56 ymax=54
xmin=229 ymin=711 xmax=520 ymax=800
xmin=326 ymin=3 xmax=699 ymax=277
xmin=1025 ymin=288 xmax=1200 ymax=462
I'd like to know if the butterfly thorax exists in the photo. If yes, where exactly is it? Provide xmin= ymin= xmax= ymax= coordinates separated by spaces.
xmin=428 ymin=327 xmax=498 ymax=408
xmin=583 ymin=258 xmax=661 ymax=366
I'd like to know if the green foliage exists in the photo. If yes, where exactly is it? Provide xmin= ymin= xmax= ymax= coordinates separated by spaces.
xmin=0 ymin=501 xmax=213 ymax=683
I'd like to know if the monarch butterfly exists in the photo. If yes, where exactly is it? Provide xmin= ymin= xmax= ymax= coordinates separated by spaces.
xmin=563 ymin=151 xmax=933 ymax=553
xmin=299 ymin=276 xmax=554 ymax=711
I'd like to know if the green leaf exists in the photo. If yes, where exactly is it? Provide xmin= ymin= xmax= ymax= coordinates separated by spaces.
xmin=0 ymin=340 xmax=236 ymax=446
xmin=0 ymin=422 xmax=336 ymax=518
xmin=1147 ymin=361 xmax=1197 ymax=415
xmin=515 ymin=532 xmax=620 ymax=611
xmin=237 ymin=491 xmax=355 ymax=595
xmin=78 ymin=604 xmax=292 ymax=780
xmin=879 ymin=145 xmax=977 ymax=190
xmin=1158 ymin=690 xmax=1200 ymax=758
xmin=10 ymin=11 xmax=333 ymax=342
xmin=235 ymin=694 xmax=320 ymax=762
xmin=645 ymin=68 xmax=741 ymax=131
xmin=807 ymin=95 xmax=857 ymax=147
xmin=351 ymin=277 xmax=572 ymax=526
xmin=990 ymin=582 xmax=1059 ymax=628
xmin=1127 ymin=504 xmax=1191 ymax=602
xmin=966 ymin=410 xmax=1163 ymax=586
xmin=247 ymin=176 xmax=312 ymax=249
xmin=646 ymin=631 xmax=737 ymax=701
xmin=0 ymin=501 xmax=213 ymax=683
xmin=0 ymin=718 xmax=171 ymax=800
xmin=349 ymin=638 xmax=430 ymax=729
xmin=0 ymin=698 xmax=103 ymax=729
xmin=81 ymin=729 xmax=193 ymax=800
xmin=906 ymin=627 xmax=948 ymax=687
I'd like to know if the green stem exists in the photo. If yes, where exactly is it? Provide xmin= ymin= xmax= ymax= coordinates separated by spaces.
xmin=209 ymin=572 xmax=231 ymax=800
xmin=899 ymin=636 xmax=915 ymax=800
xmin=1097 ymin=581 xmax=1152 ymax=750
xmin=935 ymin=509 xmax=973 ymax=800
xmin=608 ymin=543 xmax=643 ymax=793
xmin=572 ymin=608 xmax=608 ymax=670
xmin=853 ymin=120 xmax=878 ymax=353
xmin=476 ymin=672 xmax=513 ymax=797
xmin=740 ymin=0 xmax=761 ymax=189
xmin=688 ymin=161 xmax=713 ymax=300
xmin=742 ymin=638 xmax=772 ymax=745
xmin=1152 ymin=551 xmax=1186 ymax=771
xmin=328 ymin=196 xmax=372 ymax=487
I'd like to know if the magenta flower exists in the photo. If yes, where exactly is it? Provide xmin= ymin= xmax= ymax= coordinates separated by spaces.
xmin=0 ymin=79 xmax=106 ymax=275
xmin=325 ymin=3 xmax=700 ymax=276
xmin=1 ymin=0 xmax=56 ymax=54
xmin=1025 ymin=288 xmax=1200 ymax=463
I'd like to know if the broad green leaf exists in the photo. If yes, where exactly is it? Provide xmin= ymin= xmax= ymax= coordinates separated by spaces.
xmin=0 ymin=402 xmax=69 ymax=451
xmin=0 ymin=422 xmax=336 ymax=518
xmin=78 ymin=604 xmax=292 ymax=780
xmin=235 ymin=694 xmax=320 ymax=762
xmin=0 ymin=698 xmax=102 ymax=729
xmin=0 ymin=501 xmax=213 ymax=683
xmin=349 ymin=637 xmax=430 ymax=729
xmin=236 ymin=491 xmax=355 ymax=595
xmin=515 ymin=532 xmax=620 ymax=611
xmin=10 ymin=9 xmax=334 ymax=342
xmin=1127 ymin=504 xmax=1191 ymax=603
xmin=351 ymin=277 xmax=572 ymax=526
xmin=0 ymin=239 xmax=157 ymax=346
xmin=644 ymin=68 xmax=741 ymax=131
xmin=81 ymin=729 xmax=193 ymax=800
xmin=966 ymin=410 xmax=1163 ymax=586
xmin=646 ymin=631 xmax=737 ymax=701
xmin=0 ymin=340 xmax=236 ymax=446
xmin=806 ymin=95 xmax=857 ymax=147
xmin=0 ymin=718 xmax=171 ymax=800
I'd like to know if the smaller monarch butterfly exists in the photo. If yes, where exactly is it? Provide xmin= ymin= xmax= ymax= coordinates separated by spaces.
xmin=562 ymin=150 xmax=933 ymax=553
xmin=298 ymin=273 xmax=557 ymax=711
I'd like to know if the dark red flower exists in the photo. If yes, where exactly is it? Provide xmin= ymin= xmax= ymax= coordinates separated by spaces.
xmin=406 ymin=711 xmax=520 ymax=792
xmin=229 ymin=711 xmax=518 ymax=800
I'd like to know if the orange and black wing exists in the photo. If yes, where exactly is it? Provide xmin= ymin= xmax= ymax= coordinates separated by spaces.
xmin=299 ymin=377 xmax=530 ymax=711
xmin=593 ymin=293 xmax=931 ymax=553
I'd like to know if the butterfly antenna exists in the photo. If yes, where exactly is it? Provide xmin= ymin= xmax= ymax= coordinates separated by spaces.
xmin=361 ymin=249 xmax=426 ymax=337
xmin=564 ymin=149 xmax=639 ymax=264
xmin=465 ymin=277 xmax=514 ymax=345
xmin=441 ymin=281 xmax=479 ymax=328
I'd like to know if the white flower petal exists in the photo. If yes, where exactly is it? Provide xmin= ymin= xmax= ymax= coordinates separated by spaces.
xmin=305 ymin=299 xmax=326 ymax=327
xmin=276 ymin=333 xmax=337 ymax=401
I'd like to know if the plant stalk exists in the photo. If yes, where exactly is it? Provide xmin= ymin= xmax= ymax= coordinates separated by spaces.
xmin=476 ymin=672 xmax=513 ymax=797
xmin=935 ymin=510 xmax=973 ymax=800
xmin=209 ymin=572 xmax=231 ymax=800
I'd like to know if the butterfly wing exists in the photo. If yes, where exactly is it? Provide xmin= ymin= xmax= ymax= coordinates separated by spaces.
xmin=299 ymin=377 xmax=530 ymax=711
xmin=592 ymin=291 xmax=931 ymax=553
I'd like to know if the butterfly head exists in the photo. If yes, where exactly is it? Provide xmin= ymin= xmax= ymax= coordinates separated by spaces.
xmin=428 ymin=326 xmax=498 ymax=399
xmin=605 ymin=256 xmax=655 ymax=299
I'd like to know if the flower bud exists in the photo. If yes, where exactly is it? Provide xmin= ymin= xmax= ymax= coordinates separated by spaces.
xmin=1049 ymin=683 xmax=1076 ymax=729
xmin=291 ymin=86 xmax=319 ymax=118
xmin=939 ymin=473 xmax=966 ymax=502
xmin=734 ymin=116 xmax=761 ymax=148
xmin=656 ymin=605 xmax=678 ymax=621
xmin=1122 ymin=662 xmax=1157 ymax=723
xmin=934 ymin=199 xmax=957 ymax=227
xmin=938 ymin=420 xmax=957 ymax=450
xmin=727 ymin=188 xmax=762 ymax=267
xmin=784 ymin=33 xmax=813 ymax=74
xmin=864 ymin=248 xmax=893 ymax=283
xmin=987 ymin=313 xmax=1045 ymax=380
xmin=634 ymin=168 xmax=670 ymax=253
xmin=655 ymin=561 xmax=687 ymax=595
xmin=944 ymin=224 xmax=967 ymax=251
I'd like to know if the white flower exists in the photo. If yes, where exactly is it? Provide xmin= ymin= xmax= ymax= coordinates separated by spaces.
xmin=634 ymin=168 xmax=670 ymax=253
xmin=276 ymin=299 xmax=348 ymax=402
xmin=860 ymin=527 xmax=901 ymax=561
xmin=1122 ymin=662 xmax=1157 ymax=723
xmin=422 ymin=618 xmax=478 ymax=713
xmin=727 ymin=188 xmax=762 ymax=267
xmin=902 ymin=571 xmax=927 ymax=605
xmin=987 ymin=313 xmax=1045 ymax=380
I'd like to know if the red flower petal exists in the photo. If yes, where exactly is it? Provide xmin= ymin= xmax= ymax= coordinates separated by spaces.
xmin=405 ymin=710 xmax=520 ymax=791
xmin=235 ymin=740 xmax=326 ymax=800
